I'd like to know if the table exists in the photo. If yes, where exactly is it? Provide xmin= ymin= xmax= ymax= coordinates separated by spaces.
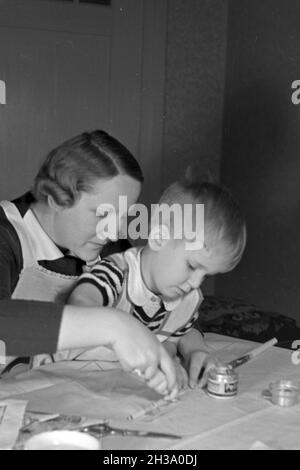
xmin=0 ymin=334 xmax=299 ymax=450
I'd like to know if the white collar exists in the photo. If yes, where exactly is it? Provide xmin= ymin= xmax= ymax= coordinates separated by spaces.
xmin=23 ymin=209 xmax=64 ymax=261
xmin=124 ymin=247 xmax=181 ymax=310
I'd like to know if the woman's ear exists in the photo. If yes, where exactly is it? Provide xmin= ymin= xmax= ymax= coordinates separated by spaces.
xmin=148 ymin=224 xmax=170 ymax=252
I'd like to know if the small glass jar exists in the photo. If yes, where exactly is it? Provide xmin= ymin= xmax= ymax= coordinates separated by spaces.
xmin=267 ymin=380 xmax=300 ymax=407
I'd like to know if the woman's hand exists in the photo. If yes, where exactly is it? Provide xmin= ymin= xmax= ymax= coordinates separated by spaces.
xmin=133 ymin=367 xmax=178 ymax=399
xmin=58 ymin=305 xmax=178 ymax=397
xmin=173 ymin=356 xmax=189 ymax=390
xmin=109 ymin=311 xmax=178 ymax=398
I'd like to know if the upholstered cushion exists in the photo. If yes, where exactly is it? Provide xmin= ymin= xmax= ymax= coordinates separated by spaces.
xmin=196 ymin=296 xmax=300 ymax=349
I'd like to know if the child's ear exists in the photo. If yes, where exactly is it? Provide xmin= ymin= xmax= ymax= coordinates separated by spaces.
xmin=148 ymin=224 xmax=170 ymax=252
xmin=47 ymin=195 xmax=63 ymax=212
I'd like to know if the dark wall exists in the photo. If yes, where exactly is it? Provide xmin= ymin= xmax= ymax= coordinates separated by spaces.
xmin=163 ymin=0 xmax=228 ymax=295
xmin=217 ymin=0 xmax=300 ymax=319
xmin=163 ymin=0 xmax=228 ymax=187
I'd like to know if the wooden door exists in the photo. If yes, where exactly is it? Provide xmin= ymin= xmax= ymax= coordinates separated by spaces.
xmin=0 ymin=0 xmax=167 ymax=204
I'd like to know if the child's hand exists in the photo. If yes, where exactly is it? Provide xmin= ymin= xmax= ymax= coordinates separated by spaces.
xmin=177 ymin=328 xmax=216 ymax=389
xmin=197 ymin=356 xmax=228 ymax=389
xmin=184 ymin=350 xmax=213 ymax=389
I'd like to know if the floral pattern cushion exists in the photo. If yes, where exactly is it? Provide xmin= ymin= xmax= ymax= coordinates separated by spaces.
xmin=196 ymin=296 xmax=300 ymax=349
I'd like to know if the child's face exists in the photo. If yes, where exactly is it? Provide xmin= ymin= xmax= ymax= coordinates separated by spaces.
xmin=149 ymin=238 xmax=232 ymax=301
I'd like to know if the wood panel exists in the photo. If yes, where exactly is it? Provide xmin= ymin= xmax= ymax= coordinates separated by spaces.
xmin=0 ymin=0 xmax=112 ymax=36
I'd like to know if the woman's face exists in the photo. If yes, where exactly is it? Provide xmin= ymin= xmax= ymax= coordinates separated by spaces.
xmin=52 ymin=175 xmax=141 ymax=261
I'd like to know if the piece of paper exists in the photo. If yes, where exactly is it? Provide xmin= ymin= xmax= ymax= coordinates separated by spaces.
xmin=11 ymin=368 xmax=162 ymax=421
xmin=0 ymin=399 xmax=27 ymax=450
xmin=1 ymin=339 xmax=266 ymax=425
xmin=0 ymin=405 xmax=6 ymax=424
xmin=249 ymin=440 xmax=278 ymax=450
xmin=0 ymin=372 xmax=64 ymax=400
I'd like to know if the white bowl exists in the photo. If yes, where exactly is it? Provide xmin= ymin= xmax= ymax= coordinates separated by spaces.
xmin=24 ymin=430 xmax=101 ymax=450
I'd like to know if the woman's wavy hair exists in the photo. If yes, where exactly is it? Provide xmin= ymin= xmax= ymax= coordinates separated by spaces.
xmin=32 ymin=130 xmax=144 ymax=207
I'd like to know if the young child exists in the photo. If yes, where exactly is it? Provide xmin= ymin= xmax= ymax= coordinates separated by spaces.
xmin=67 ymin=176 xmax=246 ymax=393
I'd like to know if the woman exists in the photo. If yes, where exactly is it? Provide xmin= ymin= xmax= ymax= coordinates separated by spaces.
xmin=0 ymin=130 xmax=176 ymax=395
